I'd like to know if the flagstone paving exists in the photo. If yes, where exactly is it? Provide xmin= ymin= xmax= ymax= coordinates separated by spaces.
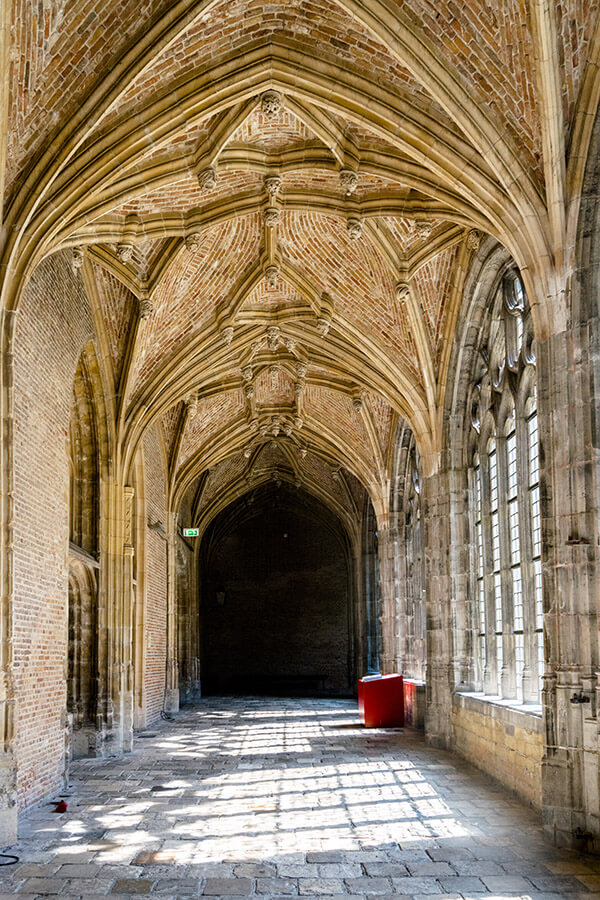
xmin=3 ymin=697 xmax=600 ymax=899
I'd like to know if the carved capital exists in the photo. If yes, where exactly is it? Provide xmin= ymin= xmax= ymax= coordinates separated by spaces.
xmin=185 ymin=393 xmax=198 ymax=416
xmin=294 ymin=380 xmax=305 ymax=397
xmin=221 ymin=324 xmax=234 ymax=345
xmin=243 ymin=446 xmax=252 ymax=459
xmin=415 ymin=220 xmax=433 ymax=239
xmin=396 ymin=281 xmax=410 ymax=304
xmin=241 ymin=364 xmax=253 ymax=382
xmin=299 ymin=446 xmax=308 ymax=458
xmin=71 ymin=247 xmax=85 ymax=272
xmin=185 ymin=233 xmax=201 ymax=253
xmin=269 ymin=363 xmax=280 ymax=375
xmin=294 ymin=416 xmax=304 ymax=429
xmin=467 ymin=228 xmax=482 ymax=250
xmin=265 ymin=264 xmax=280 ymax=287
xmin=264 ymin=174 xmax=282 ymax=196
xmin=117 ymin=242 xmax=133 ymax=263
xmin=347 ymin=217 xmax=363 ymax=240
xmin=138 ymin=294 xmax=153 ymax=319
xmin=283 ymin=336 xmax=296 ymax=352
xmin=283 ymin=422 xmax=293 ymax=436
xmin=264 ymin=207 xmax=280 ymax=227
xmin=296 ymin=361 xmax=308 ymax=378
xmin=261 ymin=90 xmax=282 ymax=118
xmin=316 ymin=316 xmax=331 ymax=336
xmin=266 ymin=325 xmax=281 ymax=351
xmin=339 ymin=168 xmax=358 ymax=195
xmin=352 ymin=395 xmax=364 ymax=412
xmin=198 ymin=166 xmax=217 ymax=191
xmin=244 ymin=382 xmax=255 ymax=399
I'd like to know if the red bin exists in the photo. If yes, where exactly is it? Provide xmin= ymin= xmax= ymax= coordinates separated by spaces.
xmin=358 ymin=673 xmax=404 ymax=727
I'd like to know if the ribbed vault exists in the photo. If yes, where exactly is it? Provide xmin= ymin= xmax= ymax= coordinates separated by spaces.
xmin=4 ymin=0 xmax=600 ymax=523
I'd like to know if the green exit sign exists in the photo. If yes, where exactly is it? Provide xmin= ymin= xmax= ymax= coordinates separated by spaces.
xmin=183 ymin=528 xmax=199 ymax=537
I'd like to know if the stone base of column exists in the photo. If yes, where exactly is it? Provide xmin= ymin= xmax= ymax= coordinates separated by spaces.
xmin=425 ymin=663 xmax=454 ymax=748
xmin=0 ymin=804 xmax=17 ymax=846
xmin=164 ymin=688 xmax=180 ymax=714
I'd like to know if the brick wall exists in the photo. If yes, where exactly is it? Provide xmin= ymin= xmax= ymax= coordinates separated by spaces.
xmin=142 ymin=424 xmax=168 ymax=723
xmin=201 ymin=490 xmax=352 ymax=696
xmin=13 ymin=252 xmax=93 ymax=807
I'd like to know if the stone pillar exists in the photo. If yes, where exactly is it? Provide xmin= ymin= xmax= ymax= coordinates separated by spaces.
xmin=378 ymin=525 xmax=399 ymax=673
xmin=103 ymin=480 xmax=134 ymax=755
xmin=537 ymin=324 xmax=600 ymax=849
xmin=0 ymin=310 xmax=17 ymax=843
xmin=422 ymin=469 xmax=454 ymax=748
xmin=164 ymin=512 xmax=179 ymax=714
xmin=0 ymin=670 xmax=17 ymax=845
xmin=448 ymin=466 xmax=478 ymax=691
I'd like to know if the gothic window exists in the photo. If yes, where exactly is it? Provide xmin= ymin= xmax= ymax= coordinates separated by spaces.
xmin=467 ymin=270 xmax=542 ymax=703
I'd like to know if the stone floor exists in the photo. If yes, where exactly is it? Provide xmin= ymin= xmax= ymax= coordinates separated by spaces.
xmin=3 ymin=697 xmax=600 ymax=899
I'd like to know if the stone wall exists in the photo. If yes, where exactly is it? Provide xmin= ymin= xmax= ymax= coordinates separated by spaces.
xmin=452 ymin=695 xmax=543 ymax=808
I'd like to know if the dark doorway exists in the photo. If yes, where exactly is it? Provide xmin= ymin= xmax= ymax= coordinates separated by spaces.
xmin=200 ymin=485 xmax=353 ymax=696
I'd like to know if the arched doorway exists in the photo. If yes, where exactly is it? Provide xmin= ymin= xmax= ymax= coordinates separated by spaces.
xmin=199 ymin=484 xmax=354 ymax=696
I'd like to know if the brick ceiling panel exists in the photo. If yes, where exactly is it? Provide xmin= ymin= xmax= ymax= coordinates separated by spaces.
xmin=226 ymin=106 xmax=319 ymax=153
xmin=178 ymin=389 xmax=246 ymax=468
xmin=281 ymin=169 xmax=408 ymax=200
xmin=92 ymin=263 xmax=135 ymax=381
xmin=382 ymin=216 xmax=445 ymax=256
xmin=557 ymin=0 xmax=600 ymax=136
xmin=304 ymin=385 xmax=374 ymax=468
xmin=279 ymin=210 xmax=419 ymax=379
xmin=161 ymin=401 xmax=184 ymax=459
xmin=7 ymin=0 xmax=170 ymax=197
xmin=404 ymin=0 xmax=542 ymax=180
xmin=411 ymin=242 xmax=459 ymax=357
xmin=202 ymin=452 xmax=248 ymax=509
xmin=365 ymin=391 xmax=394 ymax=457
xmin=116 ymin=171 xmax=263 ymax=217
xmin=241 ymin=279 xmax=308 ymax=312
xmin=130 ymin=213 xmax=262 ymax=394
xmin=298 ymin=452 xmax=353 ymax=508
xmin=92 ymin=0 xmax=434 ymax=138
xmin=254 ymin=367 xmax=296 ymax=407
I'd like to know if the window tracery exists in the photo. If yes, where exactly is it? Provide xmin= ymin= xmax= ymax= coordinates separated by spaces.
xmin=467 ymin=270 xmax=542 ymax=703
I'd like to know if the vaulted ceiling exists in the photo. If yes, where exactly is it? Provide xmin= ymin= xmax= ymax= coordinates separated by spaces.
xmin=4 ymin=0 xmax=600 ymax=525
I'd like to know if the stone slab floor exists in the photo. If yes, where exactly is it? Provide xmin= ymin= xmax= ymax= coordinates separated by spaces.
xmin=3 ymin=698 xmax=600 ymax=900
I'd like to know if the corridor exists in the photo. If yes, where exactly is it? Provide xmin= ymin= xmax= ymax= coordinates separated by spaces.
xmin=4 ymin=698 xmax=600 ymax=898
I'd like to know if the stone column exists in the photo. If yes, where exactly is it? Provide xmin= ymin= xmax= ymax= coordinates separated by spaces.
xmin=164 ymin=511 xmax=179 ymax=714
xmin=378 ymin=525 xmax=399 ymax=673
xmin=102 ymin=480 xmax=134 ymax=755
xmin=0 ymin=660 xmax=16 ymax=845
xmin=0 ymin=310 xmax=17 ymax=843
xmin=422 ymin=468 xmax=454 ymax=748
xmin=537 ymin=324 xmax=600 ymax=848
xmin=448 ymin=465 xmax=478 ymax=691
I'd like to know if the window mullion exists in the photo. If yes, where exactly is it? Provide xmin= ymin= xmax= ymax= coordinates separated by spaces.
xmin=498 ymin=430 xmax=516 ymax=699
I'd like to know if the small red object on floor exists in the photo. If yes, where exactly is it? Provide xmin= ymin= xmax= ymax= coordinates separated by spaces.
xmin=54 ymin=800 xmax=68 ymax=813
xmin=358 ymin=673 xmax=404 ymax=727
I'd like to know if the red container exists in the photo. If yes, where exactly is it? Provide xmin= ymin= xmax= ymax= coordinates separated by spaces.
xmin=358 ymin=673 xmax=404 ymax=727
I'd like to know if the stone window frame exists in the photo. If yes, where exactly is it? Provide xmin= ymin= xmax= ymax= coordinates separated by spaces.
xmin=467 ymin=268 xmax=541 ymax=704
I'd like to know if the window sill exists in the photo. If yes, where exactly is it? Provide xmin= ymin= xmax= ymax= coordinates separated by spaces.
xmin=453 ymin=690 xmax=543 ymax=732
